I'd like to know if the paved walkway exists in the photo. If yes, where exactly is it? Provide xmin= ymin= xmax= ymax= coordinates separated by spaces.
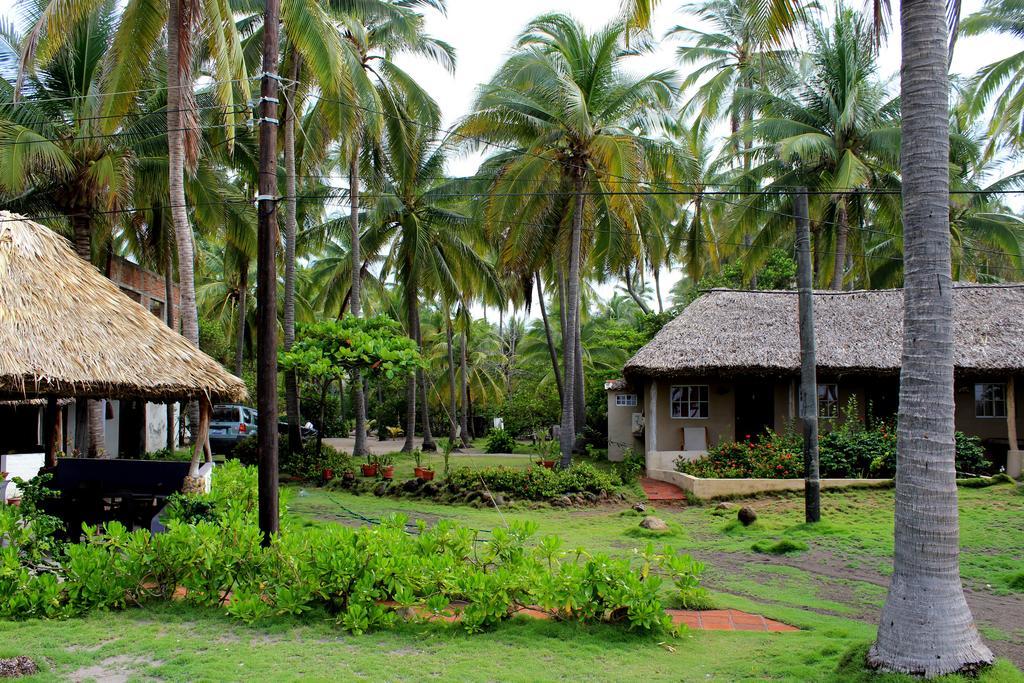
xmin=323 ymin=436 xmax=487 ymax=455
xmin=640 ymin=477 xmax=688 ymax=501
xmin=665 ymin=608 xmax=797 ymax=632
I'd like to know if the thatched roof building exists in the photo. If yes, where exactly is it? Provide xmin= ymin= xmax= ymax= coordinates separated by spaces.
xmin=0 ymin=212 xmax=246 ymax=402
xmin=625 ymin=286 xmax=1024 ymax=378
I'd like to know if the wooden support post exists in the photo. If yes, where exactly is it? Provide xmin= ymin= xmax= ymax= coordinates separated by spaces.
xmin=1008 ymin=376 xmax=1021 ymax=478
xmin=44 ymin=395 xmax=60 ymax=468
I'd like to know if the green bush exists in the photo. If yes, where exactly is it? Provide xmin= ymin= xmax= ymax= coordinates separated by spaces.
xmin=677 ymin=429 xmax=802 ymax=479
xmin=485 ymin=428 xmax=516 ymax=454
xmin=613 ymin=448 xmax=646 ymax=484
xmin=0 ymin=467 xmax=699 ymax=636
xmin=751 ymin=539 xmax=809 ymax=555
xmin=281 ymin=440 xmax=353 ymax=481
xmin=447 ymin=462 xmax=619 ymax=500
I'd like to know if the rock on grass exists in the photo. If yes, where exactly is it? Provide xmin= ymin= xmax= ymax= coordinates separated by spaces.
xmin=0 ymin=657 xmax=38 ymax=678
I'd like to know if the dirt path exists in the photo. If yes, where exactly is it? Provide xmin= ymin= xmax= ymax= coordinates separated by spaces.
xmin=692 ymin=548 xmax=1024 ymax=667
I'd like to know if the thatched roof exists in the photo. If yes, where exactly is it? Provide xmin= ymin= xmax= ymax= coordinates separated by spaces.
xmin=0 ymin=212 xmax=247 ymax=402
xmin=625 ymin=286 xmax=1024 ymax=378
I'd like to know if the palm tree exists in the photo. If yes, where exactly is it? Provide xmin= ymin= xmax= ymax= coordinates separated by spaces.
xmin=623 ymin=0 xmax=994 ymax=673
xmin=962 ymin=0 xmax=1024 ymax=152
xmin=459 ymin=14 xmax=676 ymax=465
xmin=336 ymin=0 xmax=454 ymax=457
xmin=361 ymin=105 xmax=495 ymax=452
xmin=736 ymin=9 xmax=900 ymax=289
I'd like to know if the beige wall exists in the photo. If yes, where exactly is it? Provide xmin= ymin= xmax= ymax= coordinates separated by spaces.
xmin=619 ymin=373 xmax=1023 ymax=460
xmin=607 ymin=390 xmax=642 ymax=461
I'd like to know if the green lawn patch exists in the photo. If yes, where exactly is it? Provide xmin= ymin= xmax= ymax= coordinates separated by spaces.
xmin=751 ymin=538 xmax=810 ymax=555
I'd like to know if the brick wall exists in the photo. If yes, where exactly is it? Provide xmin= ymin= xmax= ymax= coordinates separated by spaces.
xmin=107 ymin=256 xmax=181 ymax=331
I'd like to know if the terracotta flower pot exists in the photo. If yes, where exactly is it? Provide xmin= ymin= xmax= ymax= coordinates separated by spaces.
xmin=414 ymin=468 xmax=435 ymax=481
xmin=538 ymin=460 xmax=555 ymax=469
xmin=361 ymin=463 xmax=379 ymax=477
xmin=342 ymin=470 xmax=355 ymax=482
xmin=322 ymin=468 xmax=334 ymax=482
xmin=381 ymin=466 xmax=395 ymax=480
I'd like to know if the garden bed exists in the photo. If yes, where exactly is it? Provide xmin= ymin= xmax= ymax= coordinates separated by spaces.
xmin=647 ymin=468 xmax=892 ymax=500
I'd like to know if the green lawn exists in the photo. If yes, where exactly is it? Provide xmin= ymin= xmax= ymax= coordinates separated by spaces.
xmin=4 ymin=480 xmax=1022 ymax=681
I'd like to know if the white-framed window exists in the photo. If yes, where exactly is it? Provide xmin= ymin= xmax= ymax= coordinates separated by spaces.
xmin=975 ymin=383 xmax=1007 ymax=418
xmin=615 ymin=394 xmax=637 ymax=407
xmin=818 ymin=383 xmax=839 ymax=418
xmin=670 ymin=385 xmax=709 ymax=419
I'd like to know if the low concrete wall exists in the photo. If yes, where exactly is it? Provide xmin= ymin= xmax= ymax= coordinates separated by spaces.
xmin=1 ymin=453 xmax=44 ymax=502
xmin=647 ymin=467 xmax=892 ymax=500
xmin=646 ymin=450 xmax=705 ymax=472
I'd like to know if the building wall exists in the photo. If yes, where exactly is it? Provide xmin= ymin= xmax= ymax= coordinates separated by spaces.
xmin=107 ymin=255 xmax=181 ymax=331
xmin=624 ymin=372 xmax=1022 ymax=460
xmin=607 ymin=390 xmax=642 ymax=461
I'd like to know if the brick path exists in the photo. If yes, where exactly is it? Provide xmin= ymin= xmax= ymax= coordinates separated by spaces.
xmin=640 ymin=477 xmax=688 ymax=501
xmin=665 ymin=608 xmax=798 ymax=632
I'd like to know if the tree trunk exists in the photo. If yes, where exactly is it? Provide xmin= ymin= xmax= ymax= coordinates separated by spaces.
xmin=795 ymin=188 xmax=820 ymax=523
xmin=283 ymin=58 xmax=302 ymax=455
xmin=446 ymin=317 xmax=459 ymax=442
xmin=167 ymin=0 xmax=201 ymax=441
xmin=165 ymin=256 xmax=177 ymax=452
xmin=234 ymin=259 xmax=247 ymax=376
xmin=559 ymin=173 xmax=585 ymax=467
xmin=535 ymin=273 xmax=563 ymax=402
xmin=831 ymin=199 xmax=849 ymax=290
xmin=255 ymin=0 xmax=281 ymax=543
xmin=653 ymin=267 xmax=664 ymax=313
xmin=415 ymin=304 xmax=436 ymax=452
xmin=403 ymin=281 xmax=417 ymax=452
xmin=349 ymin=140 xmax=368 ymax=458
xmin=71 ymin=214 xmax=106 ymax=457
xmin=574 ymin=308 xmax=585 ymax=438
xmin=868 ymin=0 xmax=993 ymax=673
xmin=459 ymin=327 xmax=471 ymax=447
xmin=623 ymin=266 xmax=652 ymax=314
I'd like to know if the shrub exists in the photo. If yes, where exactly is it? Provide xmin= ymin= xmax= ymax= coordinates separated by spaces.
xmin=281 ymin=440 xmax=353 ymax=481
xmin=446 ymin=462 xmax=620 ymax=500
xmin=485 ymin=428 xmax=516 ymax=454
xmin=0 ymin=467 xmax=701 ymax=636
xmin=676 ymin=429 xmax=802 ymax=479
xmin=613 ymin=448 xmax=646 ymax=484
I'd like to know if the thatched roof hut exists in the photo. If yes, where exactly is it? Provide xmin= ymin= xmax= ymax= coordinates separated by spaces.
xmin=0 ymin=212 xmax=246 ymax=402
xmin=625 ymin=286 xmax=1024 ymax=378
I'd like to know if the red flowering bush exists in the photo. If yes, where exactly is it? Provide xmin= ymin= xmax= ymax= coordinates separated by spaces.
xmin=676 ymin=430 xmax=803 ymax=479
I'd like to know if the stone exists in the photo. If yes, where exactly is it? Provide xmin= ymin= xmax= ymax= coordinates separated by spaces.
xmin=550 ymin=495 xmax=572 ymax=508
xmin=738 ymin=506 xmax=758 ymax=526
xmin=715 ymin=502 xmax=733 ymax=510
xmin=0 ymin=657 xmax=38 ymax=678
xmin=420 ymin=483 xmax=439 ymax=497
xmin=639 ymin=516 xmax=669 ymax=531
xmin=632 ymin=502 xmax=647 ymax=513
xmin=584 ymin=492 xmax=599 ymax=504
xmin=373 ymin=482 xmax=390 ymax=497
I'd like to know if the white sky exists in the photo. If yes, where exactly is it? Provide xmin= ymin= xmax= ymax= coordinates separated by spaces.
xmin=1 ymin=0 xmax=1020 ymax=315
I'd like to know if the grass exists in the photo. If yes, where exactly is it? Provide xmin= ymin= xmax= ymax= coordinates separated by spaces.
xmin=5 ymin=479 xmax=1022 ymax=681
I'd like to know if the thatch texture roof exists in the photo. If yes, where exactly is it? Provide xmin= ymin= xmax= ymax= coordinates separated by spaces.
xmin=625 ymin=286 xmax=1024 ymax=378
xmin=0 ymin=212 xmax=247 ymax=401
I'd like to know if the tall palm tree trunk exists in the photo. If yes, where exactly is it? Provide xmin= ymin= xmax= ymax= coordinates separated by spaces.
xmin=167 ymin=0 xmax=200 ymax=442
xmin=868 ymin=0 xmax=992 ymax=674
xmin=349 ymin=141 xmax=368 ymax=458
xmin=559 ymin=173 xmax=585 ymax=467
xmin=164 ymin=255 xmax=177 ymax=451
xmin=831 ymin=199 xmax=849 ymax=290
xmin=574 ymin=309 xmax=585 ymax=437
xmin=402 ymin=281 xmax=417 ymax=452
xmin=653 ymin=267 xmax=663 ymax=313
xmin=283 ymin=62 xmax=302 ymax=454
xmin=535 ymin=272 xmax=563 ymax=402
xmin=446 ymin=317 xmax=459 ymax=442
xmin=459 ymin=326 xmax=471 ymax=447
xmin=416 ymin=306 xmax=436 ymax=452
xmin=234 ymin=260 xmax=247 ymax=376
xmin=71 ymin=214 xmax=106 ymax=457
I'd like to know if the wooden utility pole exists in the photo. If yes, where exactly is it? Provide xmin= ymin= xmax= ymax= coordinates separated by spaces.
xmin=256 ymin=0 xmax=281 ymax=543
xmin=795 ymin=188 xmax=820 ymax=523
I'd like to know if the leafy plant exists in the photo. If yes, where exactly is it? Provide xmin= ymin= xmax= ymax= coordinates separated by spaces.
xmin=613 ymin=448 xmax=645 ymax=484
xmin=485 ymin=428 xmax=516 ymax=454
xmin=447 ymin=462 xmax=619 ymax=500
xmin=438 ymin=438 xmax=456 ymax=476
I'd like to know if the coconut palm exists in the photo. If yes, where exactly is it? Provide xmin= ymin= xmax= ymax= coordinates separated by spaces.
xmin=623 ymin=0 xmax=994 ymax=673
xmin=360 ymin=101 xmax=496 ymax=452
xmin=736 ymin=9 xmax=901 ymax=289
xmin=459 ymin=14 xmax=676 ymax=465
xmin=961 ymin=0 xmax=1024 ymax=152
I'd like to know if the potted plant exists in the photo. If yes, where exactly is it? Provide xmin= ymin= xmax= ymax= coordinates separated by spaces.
xmin=377 ymin=453 xmax=395 ymax=480
xmin=413 ymin=448 xmax=435 ymax=481
xmin=536 ymin=437 xmax=557 ymax=469
xmin=322 ymin=467 xmax=335 ymax=483
xmin=360 ymin=454 xmax=378 ymax=477
xmin=342 ymin=468 xmax=356 ymax=482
